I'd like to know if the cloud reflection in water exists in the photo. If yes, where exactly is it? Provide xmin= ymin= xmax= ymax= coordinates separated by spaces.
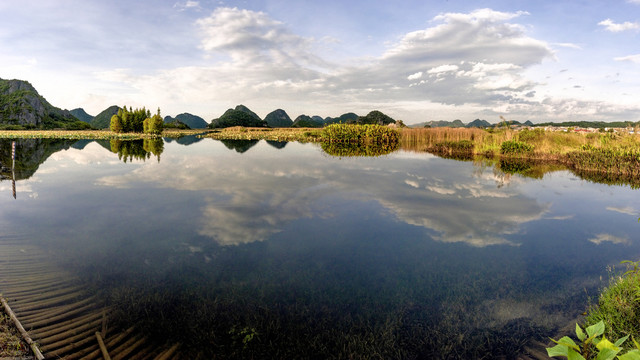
xmin=94 ymin=140 xmax=549 ymax=247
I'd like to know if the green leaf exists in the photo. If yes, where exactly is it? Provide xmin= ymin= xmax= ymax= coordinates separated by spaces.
xmin=596 ymin=347 xmax=617 ymax=360
xmin=633 ymin=337 xmax=640 ymax=350
xmin=587 ymin=321 xmax=606 ymax=338
xmin=567 ymin=347 xmax=587 ymax=360
xmin=618 ymin=350 xmax=640 ymax=360
xmin=552 ymin=336 xmax=581 ymax=351
xmin=576 ymin=324 xmax=587 ymax=341
xmin=615 ymin=335 xmax=630 ymax=347
xmin=547 ymin=343 xmax=569 ymax=357
xmin=597 ymin=337 xmax=620 ymax=352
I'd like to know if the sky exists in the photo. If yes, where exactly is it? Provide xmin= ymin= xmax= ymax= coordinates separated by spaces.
xmin=1 ymin=0 xmax=639 ymax=124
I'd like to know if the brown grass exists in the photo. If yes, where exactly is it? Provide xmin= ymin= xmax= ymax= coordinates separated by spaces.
xmin=0 ymin=313 xmax=28 ymax=357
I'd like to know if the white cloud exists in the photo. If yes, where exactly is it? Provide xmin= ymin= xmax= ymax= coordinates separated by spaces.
xmin=427 ymin=64 xmax=459 ymax=75
xmin=196 ymin=7 xmax=323 ymax=68
xmin=94 ymin=142 xmax=547 ymax=248
xmin=598 ymin=19 xmax=640 ymax=32
xmin=552 ymin=43 xmax=582 ymax=50
xmin=614 ymin=54 xmax=640 ymax=63
xmin=589 ymin=233 xmax=630 ymax=245
xmin=174 ymin=1 xmax=201 ymax=11
xmin=407 ymin=71 xmax=423 ymax=80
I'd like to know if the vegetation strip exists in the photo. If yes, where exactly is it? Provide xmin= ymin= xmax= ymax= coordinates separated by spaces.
xmin=1 ymin=295 xmax=44 ymax=360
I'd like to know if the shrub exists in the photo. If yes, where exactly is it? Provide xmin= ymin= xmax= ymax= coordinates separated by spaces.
xmin=501 ymin=140 xmax=534 ymax=155
xmin=517 ymin=128 xmax=544 ymax=143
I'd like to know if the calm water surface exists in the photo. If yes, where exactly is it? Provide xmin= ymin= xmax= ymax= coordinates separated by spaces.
xmin=1 ymin=137 xmax=639 ymax=358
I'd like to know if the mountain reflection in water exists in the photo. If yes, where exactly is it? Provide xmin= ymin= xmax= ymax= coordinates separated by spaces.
xmin=0 ymin=138 xmax=638 ymax=359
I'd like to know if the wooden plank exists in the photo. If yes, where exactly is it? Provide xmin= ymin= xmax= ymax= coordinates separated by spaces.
xmin=1 ymin=294 xmax=45 ymax=360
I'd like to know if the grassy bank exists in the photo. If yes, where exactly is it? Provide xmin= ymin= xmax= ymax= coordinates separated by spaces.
xmin=401 ymin=127 xmax=640 ymax=176
xmin=583 ymin=261 xmax=640 ymax=346
xmin=546 ymin=261 xmax=640 ymax=359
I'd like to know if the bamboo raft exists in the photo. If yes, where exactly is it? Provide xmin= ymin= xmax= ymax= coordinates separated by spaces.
xmin=0 ymin=235 xmax=181 ymax=360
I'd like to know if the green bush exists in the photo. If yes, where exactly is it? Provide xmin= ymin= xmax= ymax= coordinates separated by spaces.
xmin=517 ymin=128 xmax=544 ymax=143
xmin=500 ymin=140 xmax=534 ymax=154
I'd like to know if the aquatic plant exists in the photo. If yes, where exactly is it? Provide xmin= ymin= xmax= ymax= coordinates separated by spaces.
xmin=546 ymin=321 xmax=640 ymax=360
xmin=320 ymin=141 xmax=398 ymax=157
xmin=320 ymin=124 xmax=400 ymax=144
xmin=427 ymin=140 xmax=475 ymax=157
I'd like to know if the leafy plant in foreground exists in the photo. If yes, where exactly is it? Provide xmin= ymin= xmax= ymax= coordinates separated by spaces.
xmin=546 ymin=321 xmax=640 ymax=360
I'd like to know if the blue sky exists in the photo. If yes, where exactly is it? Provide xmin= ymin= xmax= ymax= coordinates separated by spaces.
xmin=1 ymin=0 xmax=639 ymax=124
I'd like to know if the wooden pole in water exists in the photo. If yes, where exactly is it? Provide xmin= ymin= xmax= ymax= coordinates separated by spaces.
xmin=1 ymin=294 xmax=45 ymax=360
xmin=11 ymin=141 xmax=16 ymax=199
xmin=95 ymin=331 xmax=112 ymax=360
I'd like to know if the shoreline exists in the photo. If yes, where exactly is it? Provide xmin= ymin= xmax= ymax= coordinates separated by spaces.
xmin=1 ymin=127 xmax=639 ymax=180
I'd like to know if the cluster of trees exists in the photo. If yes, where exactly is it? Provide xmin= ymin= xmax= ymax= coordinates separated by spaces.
xmin=110 ymin=106 xmax=164 ymax=135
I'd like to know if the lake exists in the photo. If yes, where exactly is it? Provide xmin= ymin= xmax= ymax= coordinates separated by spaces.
xmin=1 ymin=137 xmax=639 ymax=359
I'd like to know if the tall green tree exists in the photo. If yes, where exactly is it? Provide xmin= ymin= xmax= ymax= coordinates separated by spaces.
xmin=110 ymin=113 xmax=123 ymax=133
xmin=143 ymin=108 xmax=164 ymax=135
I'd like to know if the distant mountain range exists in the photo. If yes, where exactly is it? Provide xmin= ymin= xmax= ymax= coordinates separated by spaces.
xmin=411 ymin=119 xmax=535 ymax=128
xmin=2 ymin=77 xmax=637 ymax=131
xmin=212 ymin=105 xmax=398 ymax=129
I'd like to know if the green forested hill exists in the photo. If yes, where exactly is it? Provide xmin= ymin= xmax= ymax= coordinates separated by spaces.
xmin=91 ymin=105 xmax=121 ymax=129
xmin=164 ymin=113 xmax=208 ymax=129
xmin=70 ymin=108 xmax=94 ymax=123
xmin=209 ymin=107 xmax=267 ymax=128
xmin=292 ymin=115 xmax=323 ymax=128
xmin=264 ymin=109 xmax=293 ymax=127
xmin=0 ymin=78 xmax=88 ymax=129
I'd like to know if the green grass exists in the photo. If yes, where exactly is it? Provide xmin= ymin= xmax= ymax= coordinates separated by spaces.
xmin=0 ymin=129 xmax=207 ymax=140
xmin=584 ymin=263 xmax=640 ymax=346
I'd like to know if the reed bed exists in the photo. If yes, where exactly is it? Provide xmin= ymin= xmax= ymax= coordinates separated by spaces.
xmin=401 ymin=127 xmax=640 ymax=176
